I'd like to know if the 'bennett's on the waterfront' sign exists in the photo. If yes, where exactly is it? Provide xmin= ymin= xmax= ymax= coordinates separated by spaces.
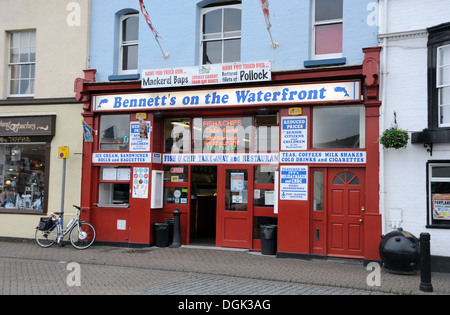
xmin=92 ymin=81 xmax=360 ymax=111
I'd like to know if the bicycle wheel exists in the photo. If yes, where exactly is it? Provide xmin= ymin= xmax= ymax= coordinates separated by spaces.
xmin=69 ymin=222 xmax=96 ymax=250
xmin=35 ymin=227 xmax=58 ymax=248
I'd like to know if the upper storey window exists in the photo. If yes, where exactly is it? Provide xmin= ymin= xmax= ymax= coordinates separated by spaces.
xmin=200 ymin=2 xmax=241 ymax=65
xmin=312 ymin=0 xmax=343 ymax=60
xmin=8 ymin=30 xmax=36 ymax=97
xmin=119 ymin=13 xmax=139 ymax=75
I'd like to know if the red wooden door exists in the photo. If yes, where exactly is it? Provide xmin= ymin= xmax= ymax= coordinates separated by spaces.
xmin=216 ymin=165 xmax=253 ymax=248
xmin=327 ymin=168 xmax=365 ymax=258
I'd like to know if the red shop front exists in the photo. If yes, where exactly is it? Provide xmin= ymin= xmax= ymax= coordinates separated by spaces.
xmin=74 ymin=47 xmax=381 ymax=261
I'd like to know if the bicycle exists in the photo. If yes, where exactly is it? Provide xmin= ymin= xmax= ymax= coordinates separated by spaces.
xmin=35 ymin=205 xmax=96 ymax=250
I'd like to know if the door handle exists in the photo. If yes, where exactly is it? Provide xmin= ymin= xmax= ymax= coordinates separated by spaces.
xmin=359 ymin=219 xmax=363 ymax=223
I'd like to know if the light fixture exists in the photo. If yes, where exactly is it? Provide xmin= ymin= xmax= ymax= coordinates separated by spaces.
xmin=258 ymin=107 xmax=269 ymax=115
xmin=154 ymin=111 xmax=163 ymax=119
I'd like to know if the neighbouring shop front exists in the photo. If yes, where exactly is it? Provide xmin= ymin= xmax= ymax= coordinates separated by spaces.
xmin=75 ymin=48 xmax=382 ymax=261
xmin=0 ymin=115 xmax=55 ymax=214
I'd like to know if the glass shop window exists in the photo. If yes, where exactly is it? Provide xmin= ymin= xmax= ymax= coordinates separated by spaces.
xmin=164 ymin=118 xmax=190 ymax=153
xmin=192 ymin=117 xmax=252 ymax=153
xmin=164 ymin=165 xmax=189 ymax=183
xmin=313 ymin=105 xmax=365 ymax=149
xmin=254 ymin=165 xmax=277 ymax=207
xmin=428 ymin=163 xmax=450 ymax=227
xmin=98 ymin=166 xmax=130 ymax=207
xmin=99 ymin=115 xmax=130 ymax=151
xmin=0 ymin=143 xmax=46 ymax=211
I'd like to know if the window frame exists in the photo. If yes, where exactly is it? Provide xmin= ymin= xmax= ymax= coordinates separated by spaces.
xmin=427 ymin=22 xmax=450 ymax=129
xmin=118 ymin=12 xmax=139 ymax=75
xmin=7 ymin=30 xmax=36 ymax=98
xmin=427 ymin=161 xmax=450 ymax=228
xmin=311 ymin=0 xmax=343 ymax=60
xmin=200 ymin=3 xmax=242 ymax=65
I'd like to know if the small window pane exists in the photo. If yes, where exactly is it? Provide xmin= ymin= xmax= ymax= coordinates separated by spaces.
xmin=315 ymin=23 xmax=342 ymax=55
xmin=224 ymin=8 xmax=241 ymax=33
xmin=99 ymin=115 xmax=130 ymax=151
xmin=313 ymin=106 xmax=365 ymax=149
xmin=432 ymin=166 xmax=450 ymax=178
xmin=164 ymin=187 xmax=188 ymax=204
xmin=165 ymin=118 xmax=190 ymax=153
xmin=314 ymin=171 xmax=324 ymax=210
xmin=223 ymin=39 xmax=241 ymax=63
xmin=122 ymin=16 xmax=139 ymax=42
xmin=203 ymin=9 xmax=222 ymax=35
xmin=99 ymin=183 xmax=130 ymax=205
xmin=122 ymin=45 xmax=138 ymax=70
xmin=203 ymin=41 xmax=222 ymax=64
xmin=315 ymin=0 xmax=343 ymax=21
xmin=254 ymin=165 xmax=278 ymax=184
xmin=440 ymin=105 xmax=450 ymax=125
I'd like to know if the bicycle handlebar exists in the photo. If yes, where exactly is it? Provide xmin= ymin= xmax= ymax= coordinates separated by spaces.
xmin=72 ymin=205 xmax=85 ymax=212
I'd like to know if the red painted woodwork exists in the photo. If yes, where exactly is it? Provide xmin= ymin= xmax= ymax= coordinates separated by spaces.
xmin=216 ymin=165 xmax=253 ymax=248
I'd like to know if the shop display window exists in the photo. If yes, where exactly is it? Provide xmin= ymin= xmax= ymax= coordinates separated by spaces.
xmin=98 ymin=166 xmax=130 ymax=206
xmin=313 ymin=105 xmax=365 ymax=149
xmin=428 ymin=163 xmax=450 ymax=227
xmin=164 ymin=118 xmax=190 ymax=153
xmin=192 ymin=117 xmax=252 ymax=153
xmin=99 ymin=115 xmax=130 ymax=151
xmin=0 ymin=143 xmax=46 ymax=211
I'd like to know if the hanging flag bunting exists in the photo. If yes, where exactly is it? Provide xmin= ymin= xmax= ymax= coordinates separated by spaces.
xmin=82 ymin=120 xmax=94 ymax=142
xmin=259 ymin=0 xmax=278 ymax=47
xmin=138 ymin=0 xmax=169 ymax=58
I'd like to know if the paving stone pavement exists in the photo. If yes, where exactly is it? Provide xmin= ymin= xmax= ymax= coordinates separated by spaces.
xmin=1 ymin=240 xmax=449 ymax=296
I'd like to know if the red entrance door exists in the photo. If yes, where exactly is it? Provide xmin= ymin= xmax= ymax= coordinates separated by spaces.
xmin=327 ymin=168 xmax=365 ymax=258
xmin=216 ymin=165 xmax=253 ymax=248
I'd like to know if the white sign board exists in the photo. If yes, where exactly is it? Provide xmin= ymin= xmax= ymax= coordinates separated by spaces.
xmin=142 ymin=61 xmax=271 ymax=89
xmin=280 ymin=166 xmax=308 ymax=200
xmin=281 ymin=116 xmax=307 ymax=150
xmin=93 ymin=81 xmax=360 ymax=111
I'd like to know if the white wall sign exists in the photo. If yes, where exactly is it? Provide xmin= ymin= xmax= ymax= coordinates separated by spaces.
xmin=281 ymin=116 xmax=307 ymax=150
xmin=142 ymin=61 xmax=271 ymax=89
xmin=280 ymin=151 xmax=366 ymax=164
xmin=280 ymin=166 xmax=308 ymax=200
xmin=93 ymin=81 xmax=360 ymax=111
xmin=163 ymin=153 xmax=279 ymax=164
xmin=92 ymin=153 xmax=152 ymax=164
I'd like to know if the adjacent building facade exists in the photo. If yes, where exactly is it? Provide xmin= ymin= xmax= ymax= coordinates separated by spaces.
xmin=0 ymin=0 xmax=90 ymax=238
xmin=379 ymin=0 xmax=450 ymax=269
xmin=75 ymin=0 xmax=383 ymax=261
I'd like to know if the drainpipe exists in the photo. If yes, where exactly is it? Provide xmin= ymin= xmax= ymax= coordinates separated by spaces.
xmin=379 ymin=0 xmax=389 ymax=234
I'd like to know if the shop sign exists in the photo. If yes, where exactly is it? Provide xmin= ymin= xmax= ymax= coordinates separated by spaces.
xmin=92 ymin=81 xmax=360 ymax=111
xmin=280 ymin=166 xmax=308 ymax=200
xmin=280 ymin=151 xmax=366 ymax=164
xmin=163 ymin=153 xmax=279 ymax=164
xmin=0 ymin=115 xmax=55 ymax=136
xmin=141 ymin=61 xmax=271 ymax=89
xmin=281 ymin=116 xmax=307 ymax=150
xmin=92 ymin=153 xmax=151 ymax=164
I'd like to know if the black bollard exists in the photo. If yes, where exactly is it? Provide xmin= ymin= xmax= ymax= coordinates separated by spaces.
xmin=170 ymin=208 xmax=182 ymax=248
xmin=419 ymin=233 xmax=433 ymax=292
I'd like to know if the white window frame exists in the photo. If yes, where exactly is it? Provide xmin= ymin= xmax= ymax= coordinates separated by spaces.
xmin=311 ymin=0 xmax=343 ymax=60
xmin=7 ymin=30 xmax=36 ymax=97
xmin=200 ymin=3 xmax=242 ymax=65
xmin=437 ymin=44 xmax=450 ymax=127
xmin=119 ymin=13 xmax=139 ymax=75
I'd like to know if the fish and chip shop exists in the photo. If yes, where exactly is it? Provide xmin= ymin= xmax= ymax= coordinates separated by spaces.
xmin=75 ymin=52 xmax=383 ymax=261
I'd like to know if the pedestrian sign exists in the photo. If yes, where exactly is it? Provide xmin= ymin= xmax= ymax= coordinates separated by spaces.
xmin=58 ymin=147 xmax=69 ymax=159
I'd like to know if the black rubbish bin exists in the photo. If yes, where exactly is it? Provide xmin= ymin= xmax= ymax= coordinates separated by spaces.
xmin=154 ymin=223 xmax=170 ymax=247
xmin=260 ymin=224 xmax=277 ymax=255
